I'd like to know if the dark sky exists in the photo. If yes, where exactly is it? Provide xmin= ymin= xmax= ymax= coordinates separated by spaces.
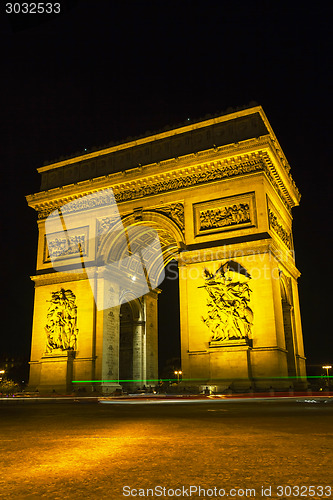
xmin=0 ymin=1 xmax=332 ymax=368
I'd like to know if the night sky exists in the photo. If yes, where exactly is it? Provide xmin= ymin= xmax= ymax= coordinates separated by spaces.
xmin=1 ymin=1 xmax=332 ymax=370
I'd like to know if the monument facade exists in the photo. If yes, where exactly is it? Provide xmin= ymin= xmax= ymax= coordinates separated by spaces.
xmin=26 ymin=106 xmax=307 ymax=392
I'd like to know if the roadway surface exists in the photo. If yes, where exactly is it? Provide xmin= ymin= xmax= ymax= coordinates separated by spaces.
xmin=0 ymin=398 xmax=332 ymax=499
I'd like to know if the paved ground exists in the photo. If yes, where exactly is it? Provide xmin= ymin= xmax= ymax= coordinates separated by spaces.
xmin=0 ymin=399 xmax=332 ymax=500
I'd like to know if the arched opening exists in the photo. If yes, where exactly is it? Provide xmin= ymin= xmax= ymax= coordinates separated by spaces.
xmin=119 ymin=298 xmax=145 ymax=391
xmin=98 ymin=211 xmax=184 ymax=392
xmin=158 ymin=259 xmax=181 ymax=380
xmin=280 ymin=278 xmax=297 ymax=378
xmin=119 ymin=302 xmax=134 ymax=385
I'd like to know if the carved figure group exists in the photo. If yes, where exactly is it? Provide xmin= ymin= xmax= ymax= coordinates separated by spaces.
xmin=45 ymin=288 xmax=78 ymax=352
xmin=200 ymin=203 xmax=250 ymax=230
xmin=47 ymin=235 xmax=85 ymax=260
xmin=268 ymin=209 xmax=292 ymax=250
xmin=201 ymin=262 xmax=253 ymax=342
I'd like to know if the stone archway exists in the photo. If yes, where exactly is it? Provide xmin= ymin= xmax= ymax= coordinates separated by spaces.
xmin=119 ymin=301 xmax=134 ymax=384
xmin=94 ymin=213 xmax=183 ymax=392
xmin=280 ymin=275 xmax=297 ymax=379
xmin=98 ymin=213 xmax=183 ymax=266
xmin=119 ymin=298 xmax=145 ymax=390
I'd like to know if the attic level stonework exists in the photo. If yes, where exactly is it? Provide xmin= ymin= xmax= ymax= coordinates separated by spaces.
xmin=38 ymin=111 xmax=269 ymax=191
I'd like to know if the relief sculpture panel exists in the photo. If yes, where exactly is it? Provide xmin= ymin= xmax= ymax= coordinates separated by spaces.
xmin=43 ymin=227 xmax=89 ymax=263
xmin=268 ymin=208 xmax=292 ymax=250
xmin=200 ymin=262 xmax=253 ymax=344
xmin=45 ymin=288 xmax=79 ymax=352
xmin=194 ymin=192 xmax=256 ymax=236
xmin=199 ymin=202 xmax=251 ymax=230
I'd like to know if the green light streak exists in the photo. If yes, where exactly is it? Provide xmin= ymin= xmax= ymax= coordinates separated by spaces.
xmin=72 ymin=379 xmax=179 ymax=383
xmin=72 ymin=375 xmax=332 ymax=384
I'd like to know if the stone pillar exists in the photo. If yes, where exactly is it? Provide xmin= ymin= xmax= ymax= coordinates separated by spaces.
xmin=132 ymin=321 xmax=145 ymax=388
xmin=100 ymin=305 xmax=121 ymax=392
xmin=144 ymin=290 xmax=160 ymax=387
xmin=95 ymin=274 xmax=122 ymax=393
xmin=178 ymin=260 xmax=193 ymax=384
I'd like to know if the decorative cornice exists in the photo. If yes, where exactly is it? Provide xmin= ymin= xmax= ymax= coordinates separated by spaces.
xmin=31 ymin=270 xmax=89 ymax=286
xmin=27 ymin=149 xmax=297 ymax=219
xmin=262 ymin=138 xmax=300 ymax=205
xmin=113 ymin=156 xmax=264 ymax=204
xmin=28 ymin=153 xmax=262 ymax=217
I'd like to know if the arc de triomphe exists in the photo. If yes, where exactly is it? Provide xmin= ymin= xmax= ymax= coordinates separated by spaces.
xmin=26 ymin=106 xmax=307 ymax=393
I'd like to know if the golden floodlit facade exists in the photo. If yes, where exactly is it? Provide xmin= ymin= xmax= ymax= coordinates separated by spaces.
xmin=26 ymin=106 xmax=307 ymax=393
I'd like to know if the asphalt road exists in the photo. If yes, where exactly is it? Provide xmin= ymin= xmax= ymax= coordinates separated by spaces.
xmin=0 ymin=399 xmax=332 ymax=500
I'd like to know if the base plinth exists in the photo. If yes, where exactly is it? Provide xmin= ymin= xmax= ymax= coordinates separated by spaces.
xmin=37 ymin=350 xmax=76 ymax=393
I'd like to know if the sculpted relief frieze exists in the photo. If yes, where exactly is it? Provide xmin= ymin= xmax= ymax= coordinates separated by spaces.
xmin=153 ymin=203 xmax=185 ymax=233
xmin=113 ymin=157 xmax=264 ymax=204
xmin=34 ymin=151 xmax=294 ymax=220
xmin=35 ymin=155 xmax=267 ymax=219
xmin=199 ymin=203 xmax=251 ymax=230
xmin=194 ymin=193 xmax=256 ymax=236
xmin=268 ymin=207 xmax=292 ymax=250
xmin=96 ymin=215 xmax=122 ymax=252
xmin=37 ymin=190 xmax=115 ymax=220
xmin=44 ymin=227 xmax=88 ymax=263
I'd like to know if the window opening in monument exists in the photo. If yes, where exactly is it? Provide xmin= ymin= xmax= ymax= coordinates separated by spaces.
xmin=158 ymin=259 xmax=181 ymax=380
